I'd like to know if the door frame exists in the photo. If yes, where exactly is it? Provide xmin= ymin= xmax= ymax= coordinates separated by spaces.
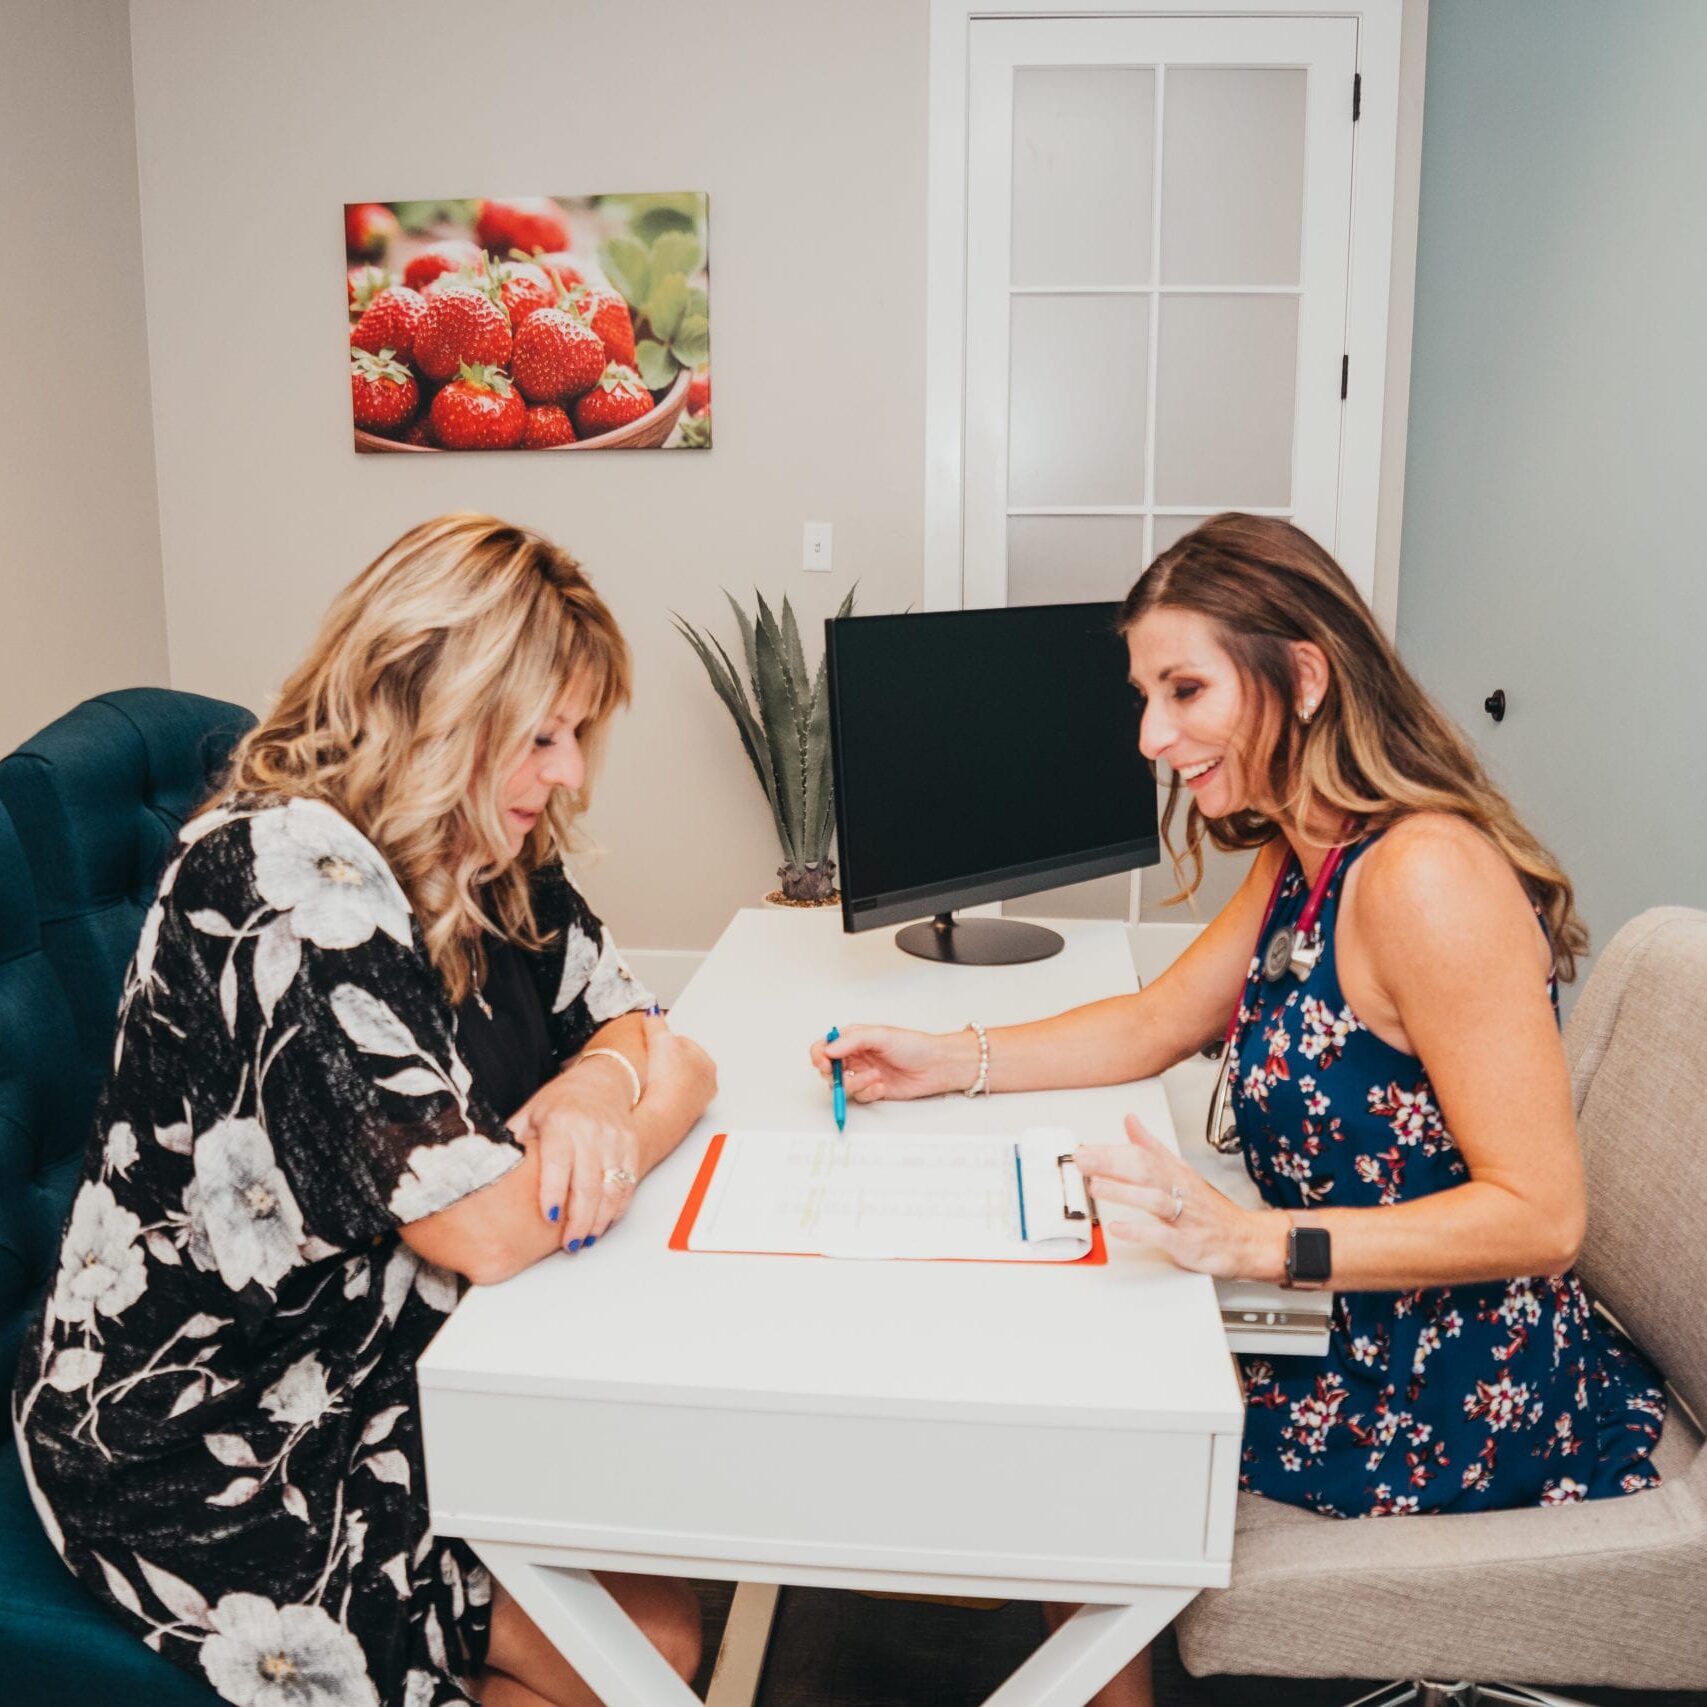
xmin=924 ymin=0 xmax=1423 ymax=626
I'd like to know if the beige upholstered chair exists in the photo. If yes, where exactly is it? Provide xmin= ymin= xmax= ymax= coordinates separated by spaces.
xmin=1173 ymin=907 xmax=1707 ymax=1705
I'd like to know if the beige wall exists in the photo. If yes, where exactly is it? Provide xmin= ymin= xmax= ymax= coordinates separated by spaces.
xmin=0 ymin=0 xmax=168 ymax=753
xmin=126 ymin=0 xmax=927 ymax=951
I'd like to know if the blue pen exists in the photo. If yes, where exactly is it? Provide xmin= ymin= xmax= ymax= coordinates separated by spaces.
xmin=827 ymin=1026 xmax=846 ymax=1132
xmin=1014 ymin=1144 xmax=1028 ymax=1241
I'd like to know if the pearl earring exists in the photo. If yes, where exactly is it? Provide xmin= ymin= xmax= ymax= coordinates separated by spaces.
xmin=1299 ymin=698 xmax=1316 ymax=725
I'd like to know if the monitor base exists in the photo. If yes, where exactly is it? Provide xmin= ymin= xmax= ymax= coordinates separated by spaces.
xmin=895 ymin=913 xmax=1065 ymax=965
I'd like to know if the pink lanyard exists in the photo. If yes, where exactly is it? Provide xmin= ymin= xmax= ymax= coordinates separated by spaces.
xmin=1218 ymin=836 xmax=1353 ymax=1055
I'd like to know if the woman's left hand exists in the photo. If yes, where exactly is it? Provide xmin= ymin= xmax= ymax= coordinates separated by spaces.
xmin=1076 ymin=1114 xmax=1279 ymax=1280
xmin=508 ymin=1060 xmax=642 ymax=1249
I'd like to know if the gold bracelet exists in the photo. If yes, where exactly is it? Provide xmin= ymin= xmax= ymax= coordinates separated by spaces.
xmin=578 ymin=1047 xmax=642 ymax=1110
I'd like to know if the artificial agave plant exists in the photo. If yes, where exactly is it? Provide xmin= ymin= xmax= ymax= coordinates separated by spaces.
xmin=674 ymin=586 xmax=856 ymax=903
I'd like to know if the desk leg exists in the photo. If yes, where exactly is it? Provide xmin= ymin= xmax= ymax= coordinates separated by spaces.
xmin=471 ymin=1543 xmax=701 ymax=1707
xmin=981 ymin=1590 xmax=1195 ymax=1707
xmin=705 ymin=1582 xmax=780 ymax=1707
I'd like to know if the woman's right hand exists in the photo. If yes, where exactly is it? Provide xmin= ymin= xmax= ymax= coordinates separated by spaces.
xmin=809 ymin=1024 xmax=981 ymax=1103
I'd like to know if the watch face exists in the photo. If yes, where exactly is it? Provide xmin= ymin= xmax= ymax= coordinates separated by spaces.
xmin=1289 ymin=1225 xmax=1332 ymax=1284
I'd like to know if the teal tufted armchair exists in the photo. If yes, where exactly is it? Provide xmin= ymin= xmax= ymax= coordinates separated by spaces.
xmin=0 ymin=689 xmax=253 ymax=1705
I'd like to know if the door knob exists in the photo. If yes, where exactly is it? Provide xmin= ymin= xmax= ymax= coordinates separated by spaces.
xmin=1484 ymin=689 xmax=1506 ymax=723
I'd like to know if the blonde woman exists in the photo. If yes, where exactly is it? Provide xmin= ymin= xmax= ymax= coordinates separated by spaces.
xmin=813 ymin=514 xmax=1663 ymax=1705
xmin=13 ymin=516 xmax=710 ymax=1706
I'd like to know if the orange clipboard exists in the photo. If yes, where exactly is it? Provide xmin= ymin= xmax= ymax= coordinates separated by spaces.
xmin=668 ymin=1132 xmax=1107 ymax=1265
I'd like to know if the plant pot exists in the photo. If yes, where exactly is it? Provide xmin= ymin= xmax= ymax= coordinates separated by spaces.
xmin=762 ymin=889 xmax=840 ymax=910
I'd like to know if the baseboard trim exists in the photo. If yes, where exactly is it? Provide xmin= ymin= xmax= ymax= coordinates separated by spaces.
xmin=629 ymin=924 xmax=1204 ymax=1010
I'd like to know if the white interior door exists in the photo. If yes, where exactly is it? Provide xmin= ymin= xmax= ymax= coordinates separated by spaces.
xmin=962 ymin=14 xmax=1359 ymax=921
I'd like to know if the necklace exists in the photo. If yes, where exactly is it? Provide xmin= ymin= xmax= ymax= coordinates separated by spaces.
xmin=468 ymin=949 xmax=493 ymax=1020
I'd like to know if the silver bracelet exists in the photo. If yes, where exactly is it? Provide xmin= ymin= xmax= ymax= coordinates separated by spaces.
xmin=578 ymin=1047 xmax=642 ymax=1110
xmin=962 ymin=1022 xmax=990 ymax=1097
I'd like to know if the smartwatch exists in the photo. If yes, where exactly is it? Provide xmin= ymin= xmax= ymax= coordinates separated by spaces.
xmin=1284 ymin=1222 xmax=1332 ymax=1290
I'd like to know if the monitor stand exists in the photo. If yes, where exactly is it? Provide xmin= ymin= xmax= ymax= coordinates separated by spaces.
xmin=895 ymin=912 xmax=1064 ymax=965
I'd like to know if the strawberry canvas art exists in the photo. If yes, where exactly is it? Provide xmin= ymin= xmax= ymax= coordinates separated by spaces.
xmin=344 ymin=193 xmax=711 ymax=453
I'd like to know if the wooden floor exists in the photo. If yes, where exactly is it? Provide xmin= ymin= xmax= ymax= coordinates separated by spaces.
xmin=685 ymin=1580 xmax=1707 ymax=1706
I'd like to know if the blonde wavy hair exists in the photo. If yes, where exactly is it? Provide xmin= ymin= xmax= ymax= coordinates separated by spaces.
xmin=1120 ymin=513 xmax=1587 ymax=980
xmin=207 ymin=513 xmax=631 ymax=1004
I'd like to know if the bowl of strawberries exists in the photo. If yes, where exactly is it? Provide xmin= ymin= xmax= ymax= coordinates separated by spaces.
xmin=347 ymin=196 xmax=705 ymax=453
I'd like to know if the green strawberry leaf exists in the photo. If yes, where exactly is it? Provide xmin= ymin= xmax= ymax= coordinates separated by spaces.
xmin=649 ymin=231 xmax=703 ymax=282
xmin=685 ymin=287 xmax=708 ymax=320
xmin=635 ymin=340 xmax=679 ymax=390
xmin=643 ymin=274 xmax=689 ymax=343
xmin=673 ymin=315 xmax=711 ymax=367
xmin=599 ymin=238 xmax=651 ymax=310
xmin=632 ymin=206 xmax=698 ymax=244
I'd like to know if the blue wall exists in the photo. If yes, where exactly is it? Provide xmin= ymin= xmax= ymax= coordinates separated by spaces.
xmin=1397 ymin=0 xmax=1707 ymax=979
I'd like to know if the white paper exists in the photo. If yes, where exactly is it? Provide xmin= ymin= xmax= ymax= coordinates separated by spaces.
xmin=686 ymin=1129 xmax=1094 ymax=1261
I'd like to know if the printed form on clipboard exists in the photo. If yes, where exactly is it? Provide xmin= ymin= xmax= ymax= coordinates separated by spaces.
xmin=670 ymin=1129 xmax=1106 ymax=1264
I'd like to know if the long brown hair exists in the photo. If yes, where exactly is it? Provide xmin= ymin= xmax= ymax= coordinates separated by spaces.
xmin=1120 ymin=513 xmax=1587 ymax=978
xmin=208 ymin=513 xmax=631 ymax=1003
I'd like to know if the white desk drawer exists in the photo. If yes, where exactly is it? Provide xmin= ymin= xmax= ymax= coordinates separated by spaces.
xmin=422 ymin=1386 xmax=1239 ymax=1590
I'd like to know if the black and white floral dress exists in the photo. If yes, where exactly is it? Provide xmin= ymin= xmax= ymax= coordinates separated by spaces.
xmin=10 ymin=794 xmax=652 ymax=1706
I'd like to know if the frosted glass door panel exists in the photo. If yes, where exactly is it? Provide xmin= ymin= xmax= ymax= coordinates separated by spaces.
xmin=1152 ymin=513 xmax=1218 ymax=555
xmin=1008 ymin=516 xmax=1147 ymax=607
xmin=1011 ymin=67 xmax=1154 ymax=288
xmin=1008 ymin=293 xmax=1149 ymax=508
xmin=963 ymin=15 xmax=1359 ymax=612
xmin=1154 ymin=294 xmax=1299 ymax=508
xmin=1160 ymin=68 xmax=1306 ymax=286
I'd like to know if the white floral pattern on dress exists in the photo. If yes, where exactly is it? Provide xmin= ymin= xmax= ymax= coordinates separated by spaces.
xmin=13 ymin=795 xmax=647 ymax=1707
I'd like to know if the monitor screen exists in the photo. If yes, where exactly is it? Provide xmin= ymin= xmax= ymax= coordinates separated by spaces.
xmin=826 ymin=603 xmax=1159 ymax=932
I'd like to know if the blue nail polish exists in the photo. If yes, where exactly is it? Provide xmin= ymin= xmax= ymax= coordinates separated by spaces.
xmin=568 ymin=1238 xmax=582 ymax=1253
xmin=584 ymin=1234 xmax=597 ymax=1247
xmin=548 ymin=1205 xmax=560 ymax=1224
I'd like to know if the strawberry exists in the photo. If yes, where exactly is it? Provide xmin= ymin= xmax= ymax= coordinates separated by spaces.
xmin=430 ymin=363 xmax=526 ymax=450
xmin=350 ymin=285 xmax=427 ymax=365
xmin=567 ymin=286 xmax=637 ymax=369
xmin=512 ymin=307 xmax=606 ymax=403
xmin=345 ymin=202 xmax=400 ymax=261
xmin=475 ymin=198 xmax=568 ymax=256
xmin=686 ymin=368 xmax=711 ymax=416
xmin=571 ymin=364 xmax=654 ymax=438
xmin=531 ymin=250 xmax=583 ymax=293
xmin=347 ymin=263 xmax=393 ymax=312
xmin=403 ymin=414 xmax=437 ymax=448
xmin=523 ymin=404 xmax=577 ymax=448
xmin=403 ymin=239 xmax=484 ymax=292
xmin=413 ymin=284 xmax=511 ymax=383
xmin=495 ymin=260 xmax=556 ymax=330
xmin=351 ymin=347 xmax=419 ymax=435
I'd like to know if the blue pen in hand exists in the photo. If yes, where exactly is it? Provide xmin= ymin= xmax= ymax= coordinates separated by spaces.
xmin=827 ymin=1026 xmax=846 ymax=1132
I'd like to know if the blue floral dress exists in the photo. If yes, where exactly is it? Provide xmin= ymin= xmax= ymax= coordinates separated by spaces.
xmin=1231 ymin=832 xmax=1666 ymax=1516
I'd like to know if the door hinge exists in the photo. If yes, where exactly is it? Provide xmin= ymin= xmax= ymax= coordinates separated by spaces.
xmin=1353 ymin=72 xmax=1362 ymax=120
xmin=1340 ymin=354 xmax=1349 ymax=400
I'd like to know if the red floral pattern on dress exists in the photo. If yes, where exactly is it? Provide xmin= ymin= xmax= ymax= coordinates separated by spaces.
xmin=1230 ymin=836 xmax=1666 ymax=1518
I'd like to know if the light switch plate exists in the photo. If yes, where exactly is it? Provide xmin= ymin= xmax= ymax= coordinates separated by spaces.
xmin=803 ymin=522 xmax=833 ymax=572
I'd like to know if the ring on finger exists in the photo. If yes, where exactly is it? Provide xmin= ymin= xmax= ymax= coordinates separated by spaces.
xmin=602 ymin=1166 xmax=638 ymax=1189
xmin=1166 ymin=1184 xmax=1185 ymax=1223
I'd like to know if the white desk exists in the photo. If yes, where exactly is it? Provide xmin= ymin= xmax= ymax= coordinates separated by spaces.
xmin=420 ymin=909 xmax=1249 ymax=1705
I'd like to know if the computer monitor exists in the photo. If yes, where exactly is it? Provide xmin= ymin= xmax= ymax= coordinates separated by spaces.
xmin=825 ymin=602 xmax=1159 ymax=964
